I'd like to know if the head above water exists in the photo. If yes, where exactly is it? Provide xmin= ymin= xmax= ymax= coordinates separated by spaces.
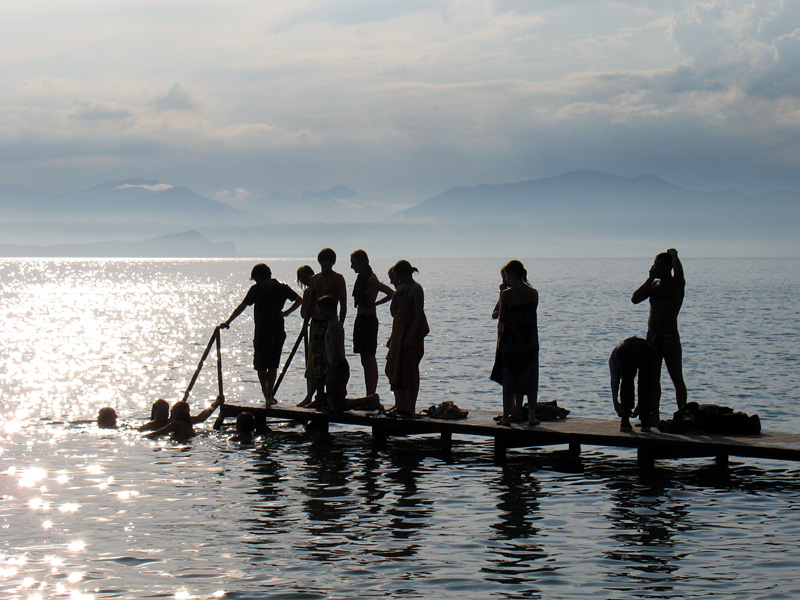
xmin=250 ymin=263 xmax=272 ymax=282
xmin=171 ymin=401 xmax=191 ymax=424
xmin=97 ymin=406 xmax=118 ymax=429
xmin=151 ymin=398 xmax=170 ymax=421
xmin=236 ymin=411 xmax=255 ymax=435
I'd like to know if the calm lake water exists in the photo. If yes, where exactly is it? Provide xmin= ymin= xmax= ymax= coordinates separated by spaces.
xmin=1 ymin=257 xmax=799 ymax=599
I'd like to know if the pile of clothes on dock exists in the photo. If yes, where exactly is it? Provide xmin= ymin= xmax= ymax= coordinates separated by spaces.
xmin=659 ymin=402 xmax=761 ymax=435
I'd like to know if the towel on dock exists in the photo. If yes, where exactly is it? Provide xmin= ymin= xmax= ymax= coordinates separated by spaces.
xmin=659 ymin=402 xmax=761 ymax=435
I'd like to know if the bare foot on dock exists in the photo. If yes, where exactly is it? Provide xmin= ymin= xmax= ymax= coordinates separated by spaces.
xmin=368 ymin=394 xmax=385 ymax=413
xmin=297 ymin=396 xmax=313 ymax=408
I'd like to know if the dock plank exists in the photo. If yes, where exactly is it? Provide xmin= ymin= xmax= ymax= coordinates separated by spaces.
xmin=215 ymin=403 xmax=800 ymax=466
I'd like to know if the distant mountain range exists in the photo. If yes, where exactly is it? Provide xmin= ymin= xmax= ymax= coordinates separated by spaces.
xmin=0 ymin=171 xmax=797 ymax=257
xmin=245 ymin=185 xmax=409 ymax=223
xmin=0 ymin=178 xmax=256 ymax=227
xmin=0 ymin=230 xmax=237 ymax=258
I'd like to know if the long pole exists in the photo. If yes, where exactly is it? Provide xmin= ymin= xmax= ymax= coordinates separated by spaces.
xmin=273 ymin=314 xmax=310 ymax=395
xmin=181 ymin=327 xmax=220 ymax=403
xmin=215 ymin=327 xmax=223 ymax=398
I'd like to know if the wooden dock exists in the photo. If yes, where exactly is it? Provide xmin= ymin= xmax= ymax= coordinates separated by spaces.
xmin=214 ymin=403 xmax=800 ymax=469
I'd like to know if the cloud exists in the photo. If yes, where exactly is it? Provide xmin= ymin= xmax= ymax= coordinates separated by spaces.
xmin=116 ymin=183 xmax=173 ymax=192
xmin=66 ymin=101 xmax=133 ymax=121
xmin=2 ymin=0 xmax=800 ymax=199
xmin=215 ymin=187 xmax=252 ymax=208
xmin=153 ymin=82 xmax=196 ymax=111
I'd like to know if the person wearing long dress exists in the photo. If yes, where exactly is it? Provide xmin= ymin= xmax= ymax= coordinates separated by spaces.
xmin=385 ymin=260 xmax=429 ymax=417
xmin=491 ymin=260 xmax=539 ymax=426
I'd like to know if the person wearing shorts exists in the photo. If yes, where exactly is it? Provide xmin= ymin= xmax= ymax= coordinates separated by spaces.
xmin=350 ymin=249 xmax=393 ymax=398
xmin=222 ymin=263 xmax=302 ymax=405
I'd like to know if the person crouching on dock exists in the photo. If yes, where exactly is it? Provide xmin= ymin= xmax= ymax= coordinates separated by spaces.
xmin=609 ymin=336 xmax=658 ymax=432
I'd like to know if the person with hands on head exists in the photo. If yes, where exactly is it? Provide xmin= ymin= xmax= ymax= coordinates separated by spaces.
xmin=632 ymin=248 xmax=687 ymax=426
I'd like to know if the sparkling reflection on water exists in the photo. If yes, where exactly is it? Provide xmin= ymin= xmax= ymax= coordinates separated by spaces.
xmin=1 ymin=258 xmax=799 ymax=599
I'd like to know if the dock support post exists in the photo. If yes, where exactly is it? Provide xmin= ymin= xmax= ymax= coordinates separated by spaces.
xmin=715 ymin=454 xmax=729 ymax=467
xmin=494 ymin=437 xmax=507 ymax=464
xmin=569 ymin=442 xmax=581 ymax=456
xmin=440 ymin=431 xmax=452 ymax=452
xmin=637 ymin=448 xmax=655 ymax=470
xmin=372 ymin=427 xmax=388 ymax=450
xmin=306 ymin=420 xmax=329 ymax=434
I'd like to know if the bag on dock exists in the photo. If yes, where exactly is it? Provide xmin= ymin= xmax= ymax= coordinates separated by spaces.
xmin=659 ymin=402 xmax=761 ymax=435
xmin=424 ymin=401 xmax=469 ymax=419
xmin=534 ymin=400 xmax=570 ymax=421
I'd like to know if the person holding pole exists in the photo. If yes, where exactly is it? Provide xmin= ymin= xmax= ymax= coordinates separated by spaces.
xmin=221 ymin=263 xmax=302 ymax=405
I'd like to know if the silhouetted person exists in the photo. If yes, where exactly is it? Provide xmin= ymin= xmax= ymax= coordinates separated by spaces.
xmin=298 ymin=249 xmax=347 ymax=407
xmin=296 ymin=265 xmax=316 ymax=405
xmin=609 ymin=336 xmax=658 ymax=432
xmin=350 ymin=249 xmax=393 ymax=398
xmin=632 ymin=248 xmax=687 ymax=425
xmin=316 ymin=295 xmax=383 ymax=413
xmin=385 ymin=260 xmax=429 ymax=417
xmin=138 ymin=396 xmax=224 ymax=432
xmin=490 ymin=260 xmax=538 ymax=426
xmin=144 ymin=401 xmax=194 ymax=439
xmin=231 ymin=411 xmax=256 ymax=443
xmin=222 ymin=263 xmax=302 ymax=405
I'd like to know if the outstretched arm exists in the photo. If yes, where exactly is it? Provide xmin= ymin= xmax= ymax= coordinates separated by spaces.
xmin=221 ymin=300 xmax=248 ymax=328
xmin=191 ymin=395 xmax=225 ymax=424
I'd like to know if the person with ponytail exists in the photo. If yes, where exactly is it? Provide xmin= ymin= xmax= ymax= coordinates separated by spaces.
xmin=385 ymin=260 xmax=429 ymax=417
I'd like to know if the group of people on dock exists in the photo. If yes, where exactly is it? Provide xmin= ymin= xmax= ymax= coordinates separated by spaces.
xmin=97 ymin=247 xmax=686 ymax=438
xmin=221 ymin=248 xmax=429 ymax=419
xmin=217 ymin=246 xmax=685 ymax=434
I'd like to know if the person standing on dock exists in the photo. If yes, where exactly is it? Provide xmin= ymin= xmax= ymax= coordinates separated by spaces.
xmin=350 ymin=249 xmax=393 ymax=400
xmin=221 ymin=263 xmax=302 ymax=406
xmin=296 ymin=265 xmax=316 ymax=406
xmin=632 ymin=248 xmax=687 ymax=425
xmin=609 ymin=336 xmax=658 ymax=432
xmin=490 ymin=260 xmax=539 ymax=427
xmin=297 ymin=248 xmax=348 ymax=407
xmin=385 ymin=260 xmax=429 ymax=417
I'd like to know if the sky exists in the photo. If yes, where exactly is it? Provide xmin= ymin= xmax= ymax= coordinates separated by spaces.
xmin=2 ymin=0 xmax=800 ymax=205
